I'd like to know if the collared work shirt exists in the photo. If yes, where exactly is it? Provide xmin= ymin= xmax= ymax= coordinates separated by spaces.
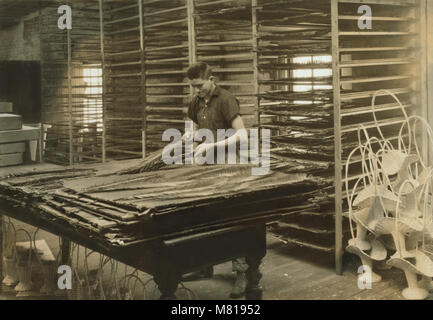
xmin=187 ymin=85 xmax=241 ymax=141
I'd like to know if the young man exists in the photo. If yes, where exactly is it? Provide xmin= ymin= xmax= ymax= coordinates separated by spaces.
xmin=183 ymin=62 xmax=249 ymax=299
xmin=187 ymin=62 xmax=248 ymax=161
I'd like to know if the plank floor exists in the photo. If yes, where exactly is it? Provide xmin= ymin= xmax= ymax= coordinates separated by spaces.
xmin=1 ymin=232 xmax=431 ymax=300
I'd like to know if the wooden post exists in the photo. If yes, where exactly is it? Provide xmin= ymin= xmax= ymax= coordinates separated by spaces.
xmin=0 ymin=215 xmax=3 ymax=290
xmin=419 ymin=0 xmax=428 ymax=164
xmin=187 ymin=0 xmax=197 ymax=66
xmin=61 ymin=238 xmax=71 ymax=266
xmin=187 ymin=0 xmax=197 ymax=124
xmin=138 ymin=0 xmax=147 ymax=159
xmin=187 ymin=0 xmax=197 ymax=129
xmin=427 ymin=0 xmax=433 ymax=164
xmin=251 ymin=0 xmax=260 ymax=129
xmin=99 ymin=0 xmax=107 ymax=163
xmin=331 ymin=0 xmax=343 ymax=275
xmin=38 ymin=7 xmax=44 ymax=164
xmin=67 ymin=27 xmax=73 ymax=166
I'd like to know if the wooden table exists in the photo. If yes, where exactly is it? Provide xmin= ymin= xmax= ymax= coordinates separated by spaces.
xmin=0 ymin=201 xmax=266 ymax=299
xmin=0 ymin=163 xmax=273 ymax=300
xmin=0 ymin=159 xmax=322 ymax=299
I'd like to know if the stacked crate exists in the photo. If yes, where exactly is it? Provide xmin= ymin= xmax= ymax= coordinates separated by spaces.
xmin=0 ymin=102 xmax=40 ymax=167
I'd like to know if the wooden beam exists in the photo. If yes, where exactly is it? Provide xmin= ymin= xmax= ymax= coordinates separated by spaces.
xmin=67 ymin=27 xmax=73 ymax=166
xmin=187 ymin=0 xmax=196 ymax=65
xmin=419 ymin=0 xmax=428 ymax=164
xmin=0 ymin=214 xmax=2 ymax=293
xmin=139 ymin=0 xmax=147 ymax=159
xmin=99 ymin=0 xmax=107 ymax=163
xmin=187 ymin=0 xmax=197 ymax=129
xmin=338 ymin=0 xmax=415 ymax=5
xmin=331 ymin=0 xmax=343 ymax=276
xmin=39 ymin=8 xmax=44 ymax=163
xmin=427 ymin=0 xmax=433 ymax=163
xmin=252 ymin=0 xmax=260 ymax=129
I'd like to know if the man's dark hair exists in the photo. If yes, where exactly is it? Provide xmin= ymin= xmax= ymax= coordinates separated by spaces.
xmin=186 ymin=62 xmax=213 ymax=80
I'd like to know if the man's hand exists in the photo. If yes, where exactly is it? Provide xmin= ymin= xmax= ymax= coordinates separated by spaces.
xmin=193 ymin=116 xmax=246 ymax=162
xmin=194 ymin=142 xmax=214 ymax=158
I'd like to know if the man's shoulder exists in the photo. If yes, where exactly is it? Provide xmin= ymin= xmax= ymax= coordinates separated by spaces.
xmin=216 ymin=86 xmax=237 ymax=100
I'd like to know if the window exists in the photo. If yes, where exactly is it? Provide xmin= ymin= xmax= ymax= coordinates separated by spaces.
xmin=292 ymin=55 xmax=332 ymax=94
xmin=83 ymin=68 xmax=103 ymax=132
xmin=289 ymin=55 xmax=332 ymax=121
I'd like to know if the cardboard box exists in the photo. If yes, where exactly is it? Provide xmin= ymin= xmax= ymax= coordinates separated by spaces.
xmin=0 ymin=153 xmax=23 ymax=167
xmin=0 ymin=126 xmax=40 ymax=144
xmin=0 ymin=142 xmax=25 ymax=155
xmin=0 ymin=102 xmax=13 ymax=113
xmin=0 ymin=114 xmax=22 ymax=130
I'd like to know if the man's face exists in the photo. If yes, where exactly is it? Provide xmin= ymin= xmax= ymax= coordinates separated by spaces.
xmin=189 ymin=77 xmax=214 ymax=99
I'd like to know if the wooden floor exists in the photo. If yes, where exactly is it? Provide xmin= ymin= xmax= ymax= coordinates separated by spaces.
xmin=0 ymin=233 xmax=430 ymax=300
xmin=179 ymin=235 xmax=418 ymax=300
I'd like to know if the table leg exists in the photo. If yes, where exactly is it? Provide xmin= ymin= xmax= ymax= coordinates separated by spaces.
xmin=154 ymin=271 xmax=181 ymax=300
xmin=0 ymin=214 xmax=3 ymax=292
xmin=245 ymin=254 xmax=264 ymax=300
xmin=61 ymin=238 xmax=71 ymax=265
